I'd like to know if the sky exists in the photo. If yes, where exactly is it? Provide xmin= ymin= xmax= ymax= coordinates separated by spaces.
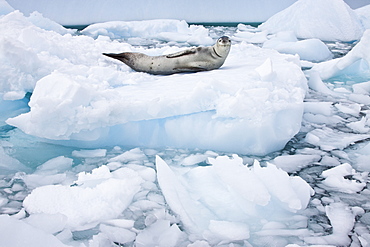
xmin=6 ymin=0 xmax=370 ymax=25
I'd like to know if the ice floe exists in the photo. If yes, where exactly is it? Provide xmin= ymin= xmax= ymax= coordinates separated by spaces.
xmin=1 ymin=10 xmax=307 ymax=155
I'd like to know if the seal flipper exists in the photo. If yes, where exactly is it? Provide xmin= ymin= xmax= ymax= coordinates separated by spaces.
xmin=173 ymin=67 xmax=209 ymax=73
xmin=166 ymin=49 xmax=196 ymax=58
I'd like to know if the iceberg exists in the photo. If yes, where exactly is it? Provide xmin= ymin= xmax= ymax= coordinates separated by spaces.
xmin=2 ymin=10 xmax=307 ymax=155
xmin=311 ymin=29 xmax=370 ymax=81
xmin=259 ymin=0 xmax=364 ymax=41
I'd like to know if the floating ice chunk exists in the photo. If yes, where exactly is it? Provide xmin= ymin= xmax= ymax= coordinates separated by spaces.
xmin=350 ymin=142 xmax=370 ymax=172
xmin=81 ymin=19 xmax=213 ymax=45
xmin=72 ymin=149 xmax=107 ymax=158
xmin=334 ymin=102 xmax=361 ymax=116
xmin=103 ymin=219 xmax=135 ymax=229
xmin=1 ymin=10 xmax=306 ymax=155
xmin=22 ymin=173 xmax=68 ymax=189
xmin=305 ymin=203 xmax=355 ymax=246
xmin=23 ymin=213 xmax=67 ymax=234
xmin=36 ymin=156 xmax=73 ymax=174
xmin=321 ymin=163 xmax=366 ymax=193
xmin=6 ymin=38 xmax=307 ymax=155
xmin=23 ymin=166 xmax=143 ymax=229
xmin=259 ymin=0 xmax=364 ymax=41
xmin=233 ymin=29 xmax=268 ymax=43
xmin=272 ymin=154 xmax=321 ymax=173
xmin=108 ymin=148 xmax=147 ymax=164
xmin=305 ymin=127 xmax=370 ymax=151
xmin=0 ymin=146 xmax=30 ymax=174
xmin=263 ymin=32 xmax=332 ymax=62
xmin=304 ymin=101 xmax=333 ymax=116
xmin=312 ymin=29 xmax=370 ymax=80
xmin=347 ymin=117 xmax=370 ymax=134
xmin=348 ymin=93 xmax=370 ymax=105
xmin=180 ymin=153 xmax=213 ymax=166
xmin=99 ymin=224 xmax=136 ymax=245
xmin=0 ymin=215 xmax=68 ymax=247
xmin=135 ymin=220 xmax=186 ymax=247
xmin=156 ymin=155 xmax=314 ymax=244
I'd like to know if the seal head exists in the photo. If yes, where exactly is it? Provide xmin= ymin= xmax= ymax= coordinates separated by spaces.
xmin=213 ymin=36 xmax=231 ymax=58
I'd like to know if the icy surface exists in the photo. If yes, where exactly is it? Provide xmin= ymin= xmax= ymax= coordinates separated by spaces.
xmin=259 ymin=0 xmax=364 ymax=41
xmin=2 ymin=10 xmax=307 ymax=155
xmin=156 ymin=155 xmax=314 ymax=244
xmin=1 ymin=1 xmax=370 ymax=247
xmin=262 ymin=31 xmax=333 ymax=62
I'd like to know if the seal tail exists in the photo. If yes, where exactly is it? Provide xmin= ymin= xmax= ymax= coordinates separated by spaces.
xmin=103 ymin=52 xmax=130 ymax=63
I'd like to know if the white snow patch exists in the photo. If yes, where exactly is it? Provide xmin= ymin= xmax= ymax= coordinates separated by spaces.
xmin=259 ymin=0 xmax=364 ymax=42
xmin=23 ymin=165 xmax=143 ymax=230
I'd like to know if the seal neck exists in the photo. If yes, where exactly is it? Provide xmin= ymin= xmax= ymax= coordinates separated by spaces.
xmin=213 ymin=47 xmax=223 ymax=58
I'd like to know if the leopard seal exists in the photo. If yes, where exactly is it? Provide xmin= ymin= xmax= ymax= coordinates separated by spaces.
xmin=103 ymin=36 xmax=231 ymax=75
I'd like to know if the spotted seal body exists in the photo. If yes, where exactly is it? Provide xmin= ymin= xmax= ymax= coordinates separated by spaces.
xmin=103 ymin=36 xmax=231 ymax=75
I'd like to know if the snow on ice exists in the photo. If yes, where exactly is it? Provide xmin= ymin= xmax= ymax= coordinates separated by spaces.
xmin=259 ymin=0 xmax=364 ymax=41
xmin=81 ymin=20 xmax=214 ymax=46
xmin=1 ymin=0 xmax=370 ymax=246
